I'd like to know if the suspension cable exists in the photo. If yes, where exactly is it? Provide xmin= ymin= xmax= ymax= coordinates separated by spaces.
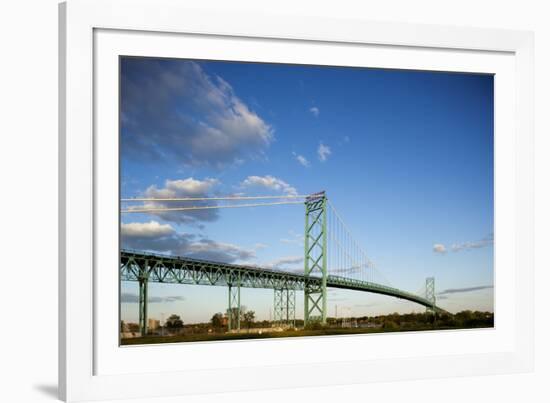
xmin=327 ymin=200 xmax=393 ymax=287
xmin=122 ymin=195 xmax=308 ymax=202
xmin=121 ymin=200 xmax=304 ymax=213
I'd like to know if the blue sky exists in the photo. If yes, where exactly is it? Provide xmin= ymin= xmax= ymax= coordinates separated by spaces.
xmin=120 ymin=57 xmax=494 ymax=324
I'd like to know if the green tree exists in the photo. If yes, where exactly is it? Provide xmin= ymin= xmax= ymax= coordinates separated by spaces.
xmin=382 ymin=319 xmax=399 ymax=331
xmin=210 ymin=312 xmax=224 ymax=329
xmin=243 ymin=310 xmax=255 ymax=330
xmin=166 ymin=314 xmax=184 ymax=329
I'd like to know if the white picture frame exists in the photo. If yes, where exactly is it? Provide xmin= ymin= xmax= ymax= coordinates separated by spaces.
xmin=59 ymin=0 xmax=534 ymax=401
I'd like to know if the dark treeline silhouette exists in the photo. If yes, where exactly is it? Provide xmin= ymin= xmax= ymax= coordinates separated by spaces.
xmin=180 ymin=310 xmax=493 ymax=332
xmin=121 ymin=310 xmax=494 ymax=344
xmin=329 ymin=310 xmax=494 ymax=330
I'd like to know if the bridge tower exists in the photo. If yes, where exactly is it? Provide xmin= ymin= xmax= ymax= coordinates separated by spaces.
xmin=425 ymin=277 xmax=436 ymax=314
xmin=304 ymin=191 xmax=328 ymax=326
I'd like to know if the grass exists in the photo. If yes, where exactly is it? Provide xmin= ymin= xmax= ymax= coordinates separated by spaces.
xmin=120 ymin=323 xmax=492 ymax=345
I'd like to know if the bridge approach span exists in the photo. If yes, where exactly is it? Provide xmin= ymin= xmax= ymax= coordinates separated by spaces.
xmin=121 ymin=250 xmax=446 ymax=316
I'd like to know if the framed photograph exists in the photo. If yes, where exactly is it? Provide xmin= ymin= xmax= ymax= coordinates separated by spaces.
xmin=59 ymin=0 xmax=534 ymax=401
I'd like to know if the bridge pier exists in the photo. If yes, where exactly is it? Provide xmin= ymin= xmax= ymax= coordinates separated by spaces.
xmin=138 ymin=259 xmax=149 ymax=336
xmin=274 ymin=288 xmax=296 ymax=327
xmin=227 ymin=282 xmax=241 ymax=331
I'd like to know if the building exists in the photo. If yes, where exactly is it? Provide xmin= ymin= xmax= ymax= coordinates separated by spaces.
xmin=148 ymin=318 xmax=160 ymax=331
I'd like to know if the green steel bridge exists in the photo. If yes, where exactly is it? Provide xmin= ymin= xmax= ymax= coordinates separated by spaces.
xmin=121 ymin=191 xmax=446 ymax=335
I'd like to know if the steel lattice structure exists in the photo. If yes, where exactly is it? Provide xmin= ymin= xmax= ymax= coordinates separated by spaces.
xmin=274 ymin=288 xmax=296 ymax=327
xmin=425 ymin=277 xmax=436 ymax=314
xmin=121 ymin=250 xmax=446 ymax=336
xmin=120 ymin=191 xmax=447 ymax=336
xmin=228 ymin=283 xmax=241 ymax=330
xmin=303 ymin=192 xmax=328 ymax=325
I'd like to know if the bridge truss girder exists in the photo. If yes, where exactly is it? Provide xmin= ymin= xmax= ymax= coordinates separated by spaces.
xmin=121 ymin=255 xmax=306 ymax=290
xmin=120 ymin=250 xmax=447 ymax=335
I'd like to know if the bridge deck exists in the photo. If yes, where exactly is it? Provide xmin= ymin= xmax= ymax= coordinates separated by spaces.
xmin=121 ymin=249 xmax=445 ymax=313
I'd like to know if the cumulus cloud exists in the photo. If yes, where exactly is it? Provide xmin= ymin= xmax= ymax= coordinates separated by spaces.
xmin=240 ymin=175 xmax=298 ymax=196
xmin=121 ymin=221 xmax=195 ymax=253
xmin=146 ymin=178 xmax=218 ymax=197
xmin=184 ymin=239 xmax=256 ymax=262
xmin=438 ymin=285 xmax=493 ymax=296
xmin=121 ymin=59 xmax=273 ymax=167
xmin=317 ymin=142 xmax=331 ymax=162
xmin=133 ymin=177 xmax=220 ymax=225
xmin=309 ymin=106 xmax=320 ymax=117
xmin=121 ymin=220 xmax=256 ymax=263
xmin=433 ymin=243 xmax=447 ymax=254
xmin=121 ymin=221 xmax=175 ymax=238
xmin=292 ymin=152 xmax=310 ymax=167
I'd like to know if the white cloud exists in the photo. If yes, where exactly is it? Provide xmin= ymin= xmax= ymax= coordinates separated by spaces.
xmin=121 ymin=221 xmax=175 ymax=238
xmin=309 ymin=106 xmax=320 ymax=117
xmin=292 ymin=152 xmax=310 ymax=167
xmin=185 ymin=239 xmax=256 ymax=262
xmin=241 ymin=175 xmax=298 ymax=196
xmin=433 ymin=234 xmax=494 ymax=254
xmin=137 ymin=177 xmax=220 ymax=224
xmin=433 ymin=234 xmax=494 ymax=255
xmin=121 ymin=221 xmax=256 ymax=263
xmin=297 ymin=155 xmax=309 ymax=167
xmin=451 ymin=234 xmax=493 ymax=252
xmin=145 ymin=178 xmax=219 ymax=198
xmin=317 ymin=142 xmax=331 ymax=162
xmin=121 ymin=59 xmax=273 ymax=167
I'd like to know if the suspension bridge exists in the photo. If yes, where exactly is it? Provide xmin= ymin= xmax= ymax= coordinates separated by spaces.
xmin=121 ymin=191 xmax=446 ymax=336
